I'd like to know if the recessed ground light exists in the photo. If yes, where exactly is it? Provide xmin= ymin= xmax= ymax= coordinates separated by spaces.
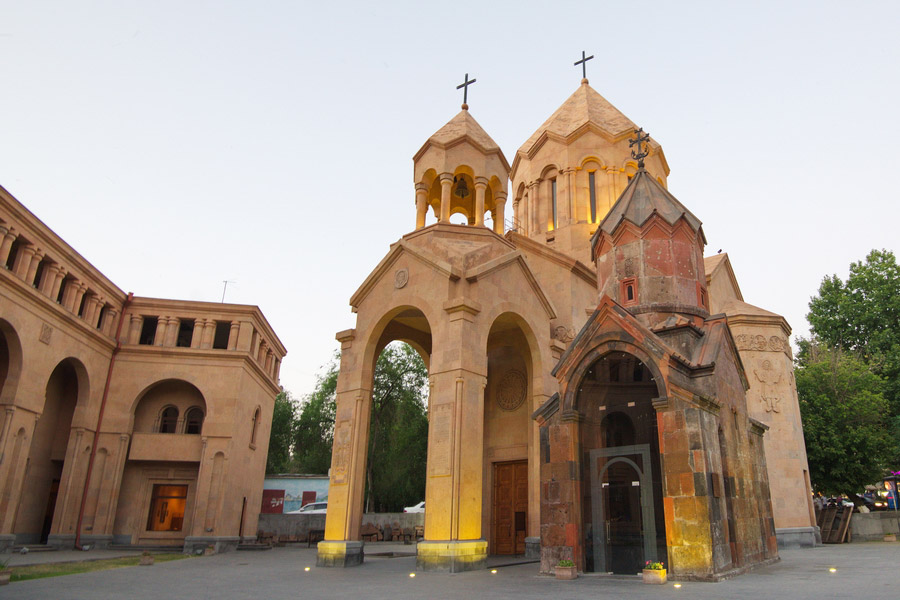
xmin=829 ymin=568 xmax=837 ymax=573
xmin=304 ymin=567 xmax=311 ymax=572
xmin=491 ymin=569 xmax=497 ymax=574
xmin=409 ymin=573 xmax=416 ymax=578
xmin=673 ymin=583 xmax=682 ymax=588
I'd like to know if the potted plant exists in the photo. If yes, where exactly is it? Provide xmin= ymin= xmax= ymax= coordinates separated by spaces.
xmin=555 ymin=558 xmax=577 ymax=580
xmin=0 ymin=557 xmax=11 ymax=585
xmin=642 ymin=560 xmax=666 ymax=584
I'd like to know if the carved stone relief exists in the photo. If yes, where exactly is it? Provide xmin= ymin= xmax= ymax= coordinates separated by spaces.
xmin=394 ymin=268 xmax=409 ymax=289
xmin=497 ymin=370 xmax=527 ymax=411
xmin=552 ymin=325 xmax=575 ymax=343
xmin=331 ymin=421 xmax=352 ymax=483
xmin=735 ymin=334 xmax=790 ymax=357
xmin=753 ymin=359 xmax=782 ymax=413
xmin=39 ymin=323 xmax=52 ymax=344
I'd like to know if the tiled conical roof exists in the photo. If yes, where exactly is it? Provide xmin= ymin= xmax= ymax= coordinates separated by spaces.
xmin=425 ymin=109 xmax=501 ymax=152
xmin=598 ymin=169 xmax=705 ymax=242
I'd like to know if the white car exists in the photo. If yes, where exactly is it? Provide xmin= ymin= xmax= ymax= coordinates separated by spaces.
xmin=287 ymin=501 xmax=328 ymax=514
xmin=403 ymin=501 xmax=425 ymax=513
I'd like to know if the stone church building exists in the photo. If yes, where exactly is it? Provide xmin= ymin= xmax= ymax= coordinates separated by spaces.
xmin=0 ymin=187 xmax=286 ymax=553
xmin=318 ymin=76 xmax=816 ymax=580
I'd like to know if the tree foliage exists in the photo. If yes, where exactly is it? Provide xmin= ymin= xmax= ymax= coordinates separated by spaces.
xmin=795 ymin=344 xmax=891 ymax=495
xmin=264 ymin=343 xmax=429 ymax=512
xmin=265 ymin=391 xmax=297 ymax=474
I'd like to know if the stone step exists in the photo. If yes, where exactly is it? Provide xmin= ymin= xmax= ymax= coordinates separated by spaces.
xmin=11 ymin=544 xmax=57 ymax=553
xmin=236 ymin=543 xmax=272 ymax=551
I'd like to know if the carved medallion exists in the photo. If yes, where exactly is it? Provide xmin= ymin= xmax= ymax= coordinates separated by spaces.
xmin=497 ymin=370 xmax=527 ymax=411
xmin=552 ymin=325 xmax=576 ymax=343
xmin=394 ymin=268 xmax=409 ymax=289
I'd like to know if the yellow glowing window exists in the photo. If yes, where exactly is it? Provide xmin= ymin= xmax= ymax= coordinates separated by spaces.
xmin=146 ymin=484 xmax=188 ymax=532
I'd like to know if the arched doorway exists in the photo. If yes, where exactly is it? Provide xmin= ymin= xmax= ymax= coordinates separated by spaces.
xmin=577 ymin=351 xmax=666 ymax=573
xmin=483 ymin=313 xmax=536 ymax=555
xmin=0 ymin=319 xmax=23 ymax=404
xmin=16 ymin=359 xmax=85 ymax=544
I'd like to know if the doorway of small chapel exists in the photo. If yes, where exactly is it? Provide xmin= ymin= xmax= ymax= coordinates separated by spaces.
xmin=578 ymin=351 xmax=666 ymax=574
xmin=492 ymin=460 xmax=527 ymax=554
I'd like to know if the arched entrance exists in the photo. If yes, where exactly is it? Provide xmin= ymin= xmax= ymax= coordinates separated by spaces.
xmin=0 ymin=319 xmax=22 ymax=404
xmin=577 ymin=351 xmax=666 ymax=573
xmin=483 ymin=313 xmax=536 ymax=555
xmin=16 ymin=359 xmax=85 ymax=544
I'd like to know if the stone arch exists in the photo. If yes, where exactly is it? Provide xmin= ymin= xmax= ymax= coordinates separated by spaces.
xmin=361 ymin=303 xmax=436 ymax=385
xmin=479 ymin=306 xmax=546 ymax=399
xmin=15 ymin=357 xmax=89 ymax=544
xmin=131 ymin=379 xmax=207 ymax=434
xmin=0 ymin=318 xmax=23 ymax=405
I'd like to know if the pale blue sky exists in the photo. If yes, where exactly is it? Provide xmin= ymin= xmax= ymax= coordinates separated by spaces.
xmin=2 ymin=1 xmax=898 ymax=398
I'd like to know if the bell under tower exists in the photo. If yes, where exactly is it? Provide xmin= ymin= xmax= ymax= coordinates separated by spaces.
xmin=412 ymin=97 xmax=509 ymax=233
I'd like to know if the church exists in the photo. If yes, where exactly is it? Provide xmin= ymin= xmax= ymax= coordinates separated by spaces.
xmin=317 ymin=67 xmax=816 ymax=581
xmin=0 ymin=187 xmax=285 ymax=553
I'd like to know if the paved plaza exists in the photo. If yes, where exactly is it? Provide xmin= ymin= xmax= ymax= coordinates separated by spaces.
xmin=6 ymin=542 xmax=898 ymax=599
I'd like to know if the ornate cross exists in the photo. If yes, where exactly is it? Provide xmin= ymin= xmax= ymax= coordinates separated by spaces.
xmin=574 ymin=51 xmax=594 ymax=80
xmin=629 ymin=128 xmax=650 ymax=168
xmin=457 ymin=73 xmax=476 ymax=107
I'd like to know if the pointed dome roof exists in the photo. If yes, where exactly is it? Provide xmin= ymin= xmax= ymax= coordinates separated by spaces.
xmin=517 ymin=81 xmax=637 ymax=155
xmin=414 ymin=108 xmax=503 ymax=158
xmin=598 ymin=169 xmax=706 ymax=242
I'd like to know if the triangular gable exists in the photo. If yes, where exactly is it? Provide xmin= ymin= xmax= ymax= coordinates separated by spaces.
xmin=704 ymin=252 xmax=743 ymax=303
xmin=694 ymin=316 xmax=750 ymax=391
xmin=349 ymin=241 xmax=461 ymax=309
xmin=509 ymin=231 xmax=596 ymax=287
xmin=464 ymin=251 xmax=557 ymax=320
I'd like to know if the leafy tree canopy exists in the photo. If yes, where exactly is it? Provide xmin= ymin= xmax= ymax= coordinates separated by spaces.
xmin=265 ymin=391 xmax=297 ymax=474
xmin=796 ymin=344 xmax=891 ymax=495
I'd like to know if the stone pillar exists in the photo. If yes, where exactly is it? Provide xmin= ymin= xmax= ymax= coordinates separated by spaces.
xmin=528 ymin=181 xmax=541 ymax=235
xmin=227 ymin=321 xmax=240 ymax=350
xmin=37 ymin=263 xmax=58 ymax=297
xmin=128 ymin=314 xmax=143 ymax=344
xmin=439 ymin=173 xmax=453 ymax=223
xmin=0 ymin=225 xmax=15 ymax=267
xmin=68 ymin=282 xmax=87 ymax=315
xmin=494 ymin=191 xmax=507 ymax=234
xmin=100 ymin=308 xmax=118 ymax=336
xmin=201 ymin=319 xmax=216 ymax=349
xmin=163 ymin=317 xmax=179 ymax=346
xmin=12 ymin=243 xmax=36 ymax=280
xmin=265 ymin=349 xmax=274 ymax=375
xmin=415 ymin=183 xmax=429 ymax=230
xmin=84 ymin=295 xmax=101 ymax=327
xmin=24 ymin=248 xmax=44 ymax=285
xmin=153 ymin=316 xmax=168 ymax=346
xmin=274 ymin=358 xmax=281 ymax=381
xmin=257 ymin=340 xmax=268 ymax=364
xmin=563 ymin=167 xmax=576 ymax=225
xmin=49 ymin=266 xmax=66 ymax=301
xmin=473 ymin=177 xmax=488 ymax=227
xmin=191 ymin=319 xmax=205 ymax=349
xmin=605 ymin=167 xmax=618 ymax=215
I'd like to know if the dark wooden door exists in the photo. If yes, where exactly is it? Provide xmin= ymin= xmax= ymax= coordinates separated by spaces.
xmin=493 ymin=461 xmax=528 ymax=555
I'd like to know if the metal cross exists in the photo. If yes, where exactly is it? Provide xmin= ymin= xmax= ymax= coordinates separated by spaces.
xmin=457 ymin=73 xmax=476 ymax=105
xmin=574 ymin=51 xmax=594 ymax=79
xmin=629 ymin=128 xmax=650 ymax=169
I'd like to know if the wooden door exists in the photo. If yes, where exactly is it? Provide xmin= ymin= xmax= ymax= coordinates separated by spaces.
xmin=493 ymin=461 xmax=528 ymax=555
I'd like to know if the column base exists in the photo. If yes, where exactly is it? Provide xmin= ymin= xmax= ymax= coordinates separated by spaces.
xmin=317 ymin=540 xmax=364 ymax=567
xmin=524 ymin=536 xmax=541 ymax=559
xmin=775 ymin=526 xmax=820 ymax=548
xmin=183 ymin=536 xmax=241 ymax=555
xmin=416 ymin=540 xmax=487 ymax=572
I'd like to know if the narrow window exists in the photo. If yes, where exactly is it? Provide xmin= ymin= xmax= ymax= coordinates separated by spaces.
xmin=213 ymin=321 xmax=230 ymax=349
xmin=139 ymin=316 xmax=158 ymax=345
xmin=56 ymin=275 xmax=71 ymax=304
xmin=626 ymin=285 xmax=634 ymax=301
xmin=184 ymin=407 xmax=204 ymax=434
xmin=146 ymin=484 xmax=188 ymax=532
xmin=5 ymin=238 xmax=22 ymax=270
xmin=96 ymin=304 xmax=107 ymax=330
xmin=551 ymin=179 xmax=558 ymax=230
xmin=176 ymin=319 xmax=194 ymax=347
xmin=159 ymin=406 xmax=179 ymax=433
xmin=77 ymin=293 xmax=88 ymax=317
xmin=250 ymin=407 xmax=261 ymax=447
xmin=32 ymin=259 xmax=46 ymax=288
xmin=588 ymin=171 xmax=597 ymax=223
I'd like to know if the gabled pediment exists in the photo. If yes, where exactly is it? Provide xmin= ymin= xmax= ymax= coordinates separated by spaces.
xmin=464 ymin=250 xmax=557 ymax=320
xmin=349 ymin=240 xmax=461 ymax=309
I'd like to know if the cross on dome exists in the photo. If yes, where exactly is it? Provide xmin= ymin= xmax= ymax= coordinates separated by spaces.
xmin=457 ymin=73 xmax=476 ymax=110
xmin=629 ymin=127 xmax=650 ymax=169
xmin=574 ymin=50 xmax=594 ymax=83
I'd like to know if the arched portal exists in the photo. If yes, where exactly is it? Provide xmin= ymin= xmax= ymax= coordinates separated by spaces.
xmin=0 ymin=319 xmax=23 ymax=404
xmin=577 ymin=351 xmax=666 ymax=574
xmin=483 ymin=312 xmax=537 ymax=555
xmin=15 ymin=358 xmax=86 ymax=544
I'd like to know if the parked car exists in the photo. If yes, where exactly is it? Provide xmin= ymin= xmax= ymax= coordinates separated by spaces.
xmin=287 ymin=501 xmax=328 ymax=514
xmin=404 ymin=501 xmax=425 ymax=513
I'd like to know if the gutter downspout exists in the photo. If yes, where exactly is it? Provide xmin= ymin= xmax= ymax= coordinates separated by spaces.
xmin=74 ymin=291 xmax=132 ymax=550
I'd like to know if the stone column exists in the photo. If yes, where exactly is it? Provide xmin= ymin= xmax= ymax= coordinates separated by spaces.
xmin=24 ymin=249 xmax=44 ymax=286
xmin=0 ymin=225 xmax=15 ymax=267
xmin=49 ymin=266 xmax=66 ymax=301
xmin=265 ymin=349 xmax=274 ymax=375
xmin=163 ymin=317 xmax=179 ymax=347
xmin=563 ymin=167 xmax=576 ymax=225
xmin=38 ymin=263 xmax=59 ymax=297
xmin=191 ymin=319 xmax=205 ymax=349
xmin=605 ymin=167 xmax=618 ymax=215
xmin=82 ymin=295 xmax=100 ymax=326
xmin=439 ymin=173 xmax=454 ymax=223
xmin=473 ymin=177 xmax=488 ymax=227
xmin=128 ymin=314 xmax=143 ymax=344
xmin=257 ymin=340 xmax=268 ymax=364
xmin=528 ymin=181 xmax=541 ymax=235
xmin=415 ymin=183 xmax=429 ymax=230
xmin=68 ymin=282 xmax=87 ymax=315
xmin=153 ymin=316 xmax=168 ymax=346
xmin=227 ymin=321 xmax=240 ymax=350
xmin=100 ymin=308 xmax=118 ymax=336
xmin=493 ymin=191 xmax=507 ymax=234
xmin=12 ymin=243 xmax=36 ymax=280
xmin=201 ymin=319 xmax=216 ymax=349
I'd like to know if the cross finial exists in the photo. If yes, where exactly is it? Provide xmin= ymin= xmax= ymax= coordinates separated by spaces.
xmin=457 ymin=73 xmax=476 ymax=110
xmin=574 ymin=50 xmax=594 ymax=83
xmin=629 ymin=128 xmax=651 ymax=169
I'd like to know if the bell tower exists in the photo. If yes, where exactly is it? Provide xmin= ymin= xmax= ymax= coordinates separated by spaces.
xmin=412 ymin=75 xmax=509 ymax=233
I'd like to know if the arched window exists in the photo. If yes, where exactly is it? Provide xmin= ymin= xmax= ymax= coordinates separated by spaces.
xmin=184 ymin=407 xmax=204 ymax=434
xmin=250 ymin=406 xmax=261 ymax=447
xmin=159 ymin=406 xmax=179 ymax=433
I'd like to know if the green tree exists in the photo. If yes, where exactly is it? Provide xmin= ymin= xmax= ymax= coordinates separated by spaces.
xmin=796 ymin=344 xmax=891 ymax=495
xmin=293 ymin=355 xmax=339 ymax=474
xmin=806 ymin=249 xmax=900 ymax=413
xmin=265 ymin=391 xmax=297 ymax=474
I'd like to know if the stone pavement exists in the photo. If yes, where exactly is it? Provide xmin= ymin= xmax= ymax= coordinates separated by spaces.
xmin=6 ymin=542 xmax=899 ymax=600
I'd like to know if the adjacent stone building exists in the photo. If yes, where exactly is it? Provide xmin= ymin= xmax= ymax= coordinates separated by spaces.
xmin=0 ymin=186 xmax=286 ymax=553
xmin=318 ymin=78 xmax=815 ymax=578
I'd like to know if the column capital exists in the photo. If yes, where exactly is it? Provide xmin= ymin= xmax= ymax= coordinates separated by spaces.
xmin=439 ymin=172 xmax=455 ymax=183
xmin=415 ymin=182 xmax=429 ymax=192
xmin=473 ymin=176 xmax=489 ymax=188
